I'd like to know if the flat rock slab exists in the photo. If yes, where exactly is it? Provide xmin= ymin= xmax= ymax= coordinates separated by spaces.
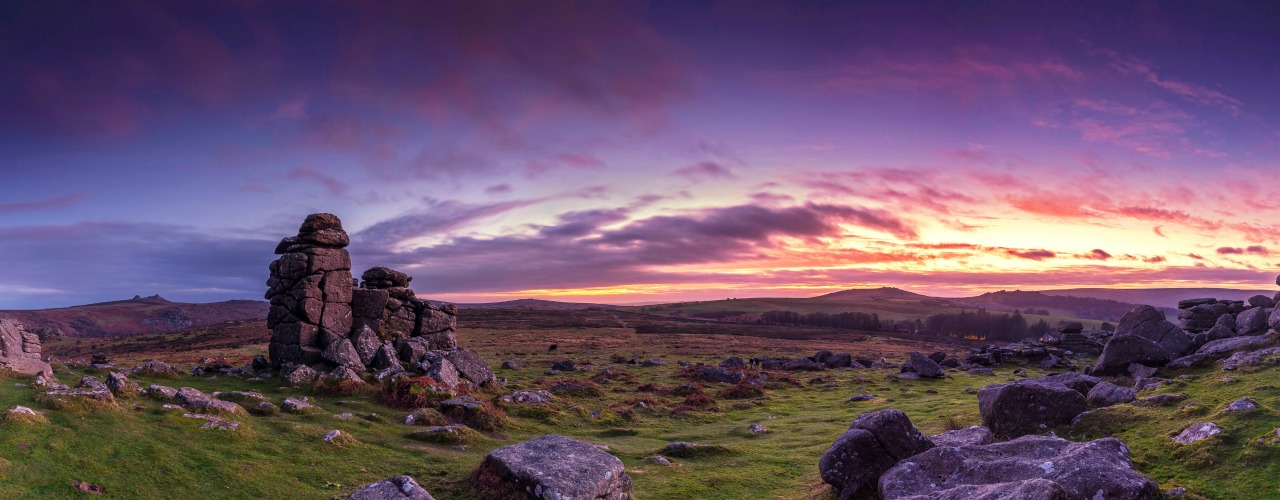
xmin=473 ymin=434 xmax=633 ymax=500
xmin=1174 ymin=422 xmax=1222 ymax=444
xmin=879 ymin=435 xmax=1160 ymax=499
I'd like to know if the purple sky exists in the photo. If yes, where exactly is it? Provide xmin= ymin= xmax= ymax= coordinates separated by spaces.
xmin=2 ymin=1 xmax=1280 ymax=309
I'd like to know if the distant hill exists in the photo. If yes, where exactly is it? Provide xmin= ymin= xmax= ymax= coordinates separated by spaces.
xmin=0 ymin=295 xmax=269 ymax=339
xmin=450 ymin=298 xmax=613 ymax=310
xmin=1040 ymin=288 xmax=1274 ymax=310
xmin=951 ymin=290 xmax=1140 ymax=322
xmin=814 ymin=287 xmax=933 ymax=301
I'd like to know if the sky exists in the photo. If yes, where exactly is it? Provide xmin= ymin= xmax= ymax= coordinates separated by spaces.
xmin=2 ymin=1 xmax=1280 ymax=309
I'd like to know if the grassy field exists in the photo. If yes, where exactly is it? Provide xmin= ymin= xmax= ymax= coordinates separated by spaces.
xmin=4 ymin=321 xmax=1279 ymax=499
xmin=626 ymin=296 xmax=1108 ymax=330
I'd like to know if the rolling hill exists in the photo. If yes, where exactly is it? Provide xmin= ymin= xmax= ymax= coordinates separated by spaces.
xmin=0 ymin=295 xmax=269 ymax=339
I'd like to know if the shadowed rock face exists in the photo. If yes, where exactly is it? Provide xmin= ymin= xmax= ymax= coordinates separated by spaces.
xmin=265 ymin=213 xmax=353 ymax=369
xmin=473 ymin=434 xmax=633 ymax=500
xmin=879 ymin=435 xmax=1160 ymax=500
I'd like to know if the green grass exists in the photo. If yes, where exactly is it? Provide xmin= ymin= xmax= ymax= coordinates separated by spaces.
xmin=3 ymin=327 xmax=1278 ymax=499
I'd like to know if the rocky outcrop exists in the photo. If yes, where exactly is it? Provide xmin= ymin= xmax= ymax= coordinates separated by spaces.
xmin=472 ymin=434 xmax=633 ymax=499
xmin=878 ymin=435 xmax=1160 ymax=499
xmin=930 ymin=426 xmax=993 ymax=448
xmin=0 ymin=319 xmax=52 ymax=377
xmin=263 ymin=214 xmax=489 ymax=387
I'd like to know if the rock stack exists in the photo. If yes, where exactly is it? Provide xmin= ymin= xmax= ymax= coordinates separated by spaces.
xmin=263 ymin=213 xmax=491 ymax=389
xmin=0 ymin=319 xmax=53 ymax=377
xmin=1054 ymin=321 xmax=1100 ymax=354
xmin=357 ymin=267 xmax=457 ymax=350
xmin=265 ymin=213 xmax=356 ymax=369
xmin=1176 ymin=298 xmax=1241 ymax=333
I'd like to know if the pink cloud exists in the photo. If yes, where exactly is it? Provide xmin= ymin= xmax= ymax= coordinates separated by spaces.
xmin=1097 ymin=49 xmax=1242 ymax=114
xmin=286 ymin=167 xmax=348 ymax=196
xmin=675 ymin=161 xmax=736 ymax=181
xmin=0 ymin=192 xmax=87 ymax=214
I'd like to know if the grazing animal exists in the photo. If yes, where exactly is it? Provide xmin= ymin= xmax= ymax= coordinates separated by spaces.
xmin=549 ymin=343 xmax=558 ymax=352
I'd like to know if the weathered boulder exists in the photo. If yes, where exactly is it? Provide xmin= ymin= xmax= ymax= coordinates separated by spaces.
xmin=473 ymin=434 xmax=633 ymax=500
xmin=282 ymin=397 xmax=320 ymax=414
xmin=1173 ymin=422 xmax=1222 ymax=444
xmin=349 ymin=475 xmax=435 ymax=500
xmin=977 ymin=380 xmax=1087 ymax=439
xmin=1057 ymin=321 xmax=1084 ymax=334
xmin=1203 ymin=313 xmax=1237 ymax=341
xmin=1086 ymin=381 xmax=1136 ymax=408
xmin=1089 ymin=335 xmax=1172 ymax=375
xmin=498 ymin=390 xmax=555 ymax=405
xmin=879 ymin=435 xmax=1160 ymax=499
xmin=930 ymin=426 xmax=993 ymax=448
xmin=1117 ymin=305 xmax=1192 ymax=355
xmin=1236 ymin=307 xmax=1271 ymax=336
xmin=1226 ymin=397 xmax=1258 ymax=412
xmin=282 ymin=364 xmax=320 ymax=386
xmin=826 ymin=353 xmax=854 ymax=368
xmin=176 ymin=387 xmax=244 ymax=416
xmin=1248 ymin=295 xmax=1275 ymax=309
xmin=444 ymin=349 xmax=495 ymax=387
xmin=903 ymin=352 xmax=944 ymax=379
xmin=323 ymin=338 xmax=365 ymax=371
xmin=819 ymin=409 xmax=934 ymax=499
xmin=105 ymin=372 xmax=140 ymax=398
xmin=351 ymin=325 xmax=382 ymax=367
xmin=266 ymin=214 xmax=353 ymax=369
xmin=1169 ymin=334 xmax=1277 ymax=368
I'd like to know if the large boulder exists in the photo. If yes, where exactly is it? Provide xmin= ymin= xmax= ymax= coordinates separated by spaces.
xmin=349 ymin=476 xmax=435 ymax=500
xmin=1248 ymin=295 xmax=1275 ymax=309
xmin=1117 ymin=305 xmax=1192 ymax=356
xmin=323 ymin=339 xmax=365 ymax=371
xmin=472 ymin=434 xmax=632 ymax=500
xmin=1089 ymin=335 xmax=1172 ymax=375
xmin=819 ymin=410 xmax=934 ymax=499
xmin=977 ymin=380 xmax=1087 ymax=439
xmin=878 ymin=435 xmax=1160 ymax=499
xmin=1236 ymin=307 xmax=1271 ymax=336
xmin=1204 ymin=314 xmax=1237 ymax=341
xmin=1035 ymin=372 xmax=1101 ymax=396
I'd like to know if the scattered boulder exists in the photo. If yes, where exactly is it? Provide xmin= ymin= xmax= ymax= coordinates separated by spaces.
xmin=551 ymin=360 xmax=575 ymax=372
xmin=472 ymin=434 xmax=633 ymax=500
xmin=323 ymin=429 xmax=356 ymax=445
xmin=1173 ymin=422 xmax=1222 ymax=444
xmin=282 ymin=364 xmax=319 ymax=386
xmin=826 ymin=353 xmax=854 ymax=369
xmin=1086 ymin=381 xmax=1137 ymax=408
xmin=690 ymin=366 xmax=744 ymax=384
xmin=878 ymin=435 xmax=1160 ymax=499
xmin=1034 ymin=372 xmax=1101 ymax=396
xmin=1089 ymin=335 xmax=1172 ymax=375
xmin=929 ymin=426 xmax=993 ymax=448
xmin=349 ymin=476 xmax=435 ymax=500
xmin=1203 ymin=314 xmax=1237 ymax=341
xmin=282 ymin=397 xmax=320 ymax=414
xmin=144 ymin=384 xmax=178 ymax=401
xmin=105 ymin=372 xmax=140 ymax=398
xmin=4 ymin=405 xmax=48 ymax=425
xmin=176 ymin=387 xmax=244 ymax=416
xmin=902 ymin=352 xmax=944 ymax=379
xmin=1226 ymin=397 xmax=1258 ymax=412
xmin=498 ymin=390 xmax=555 ymax=405
xmin=783 ymin=357 xmax=822 ymax=371
xmin=132 ymin=359 xmax=180 ymax=377
xmin=977 ymin=379 xmax=1087 ymax=439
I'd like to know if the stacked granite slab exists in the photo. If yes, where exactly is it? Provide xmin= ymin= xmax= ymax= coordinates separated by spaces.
xmin=264 ymin=214 xmax=355 ymax=369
